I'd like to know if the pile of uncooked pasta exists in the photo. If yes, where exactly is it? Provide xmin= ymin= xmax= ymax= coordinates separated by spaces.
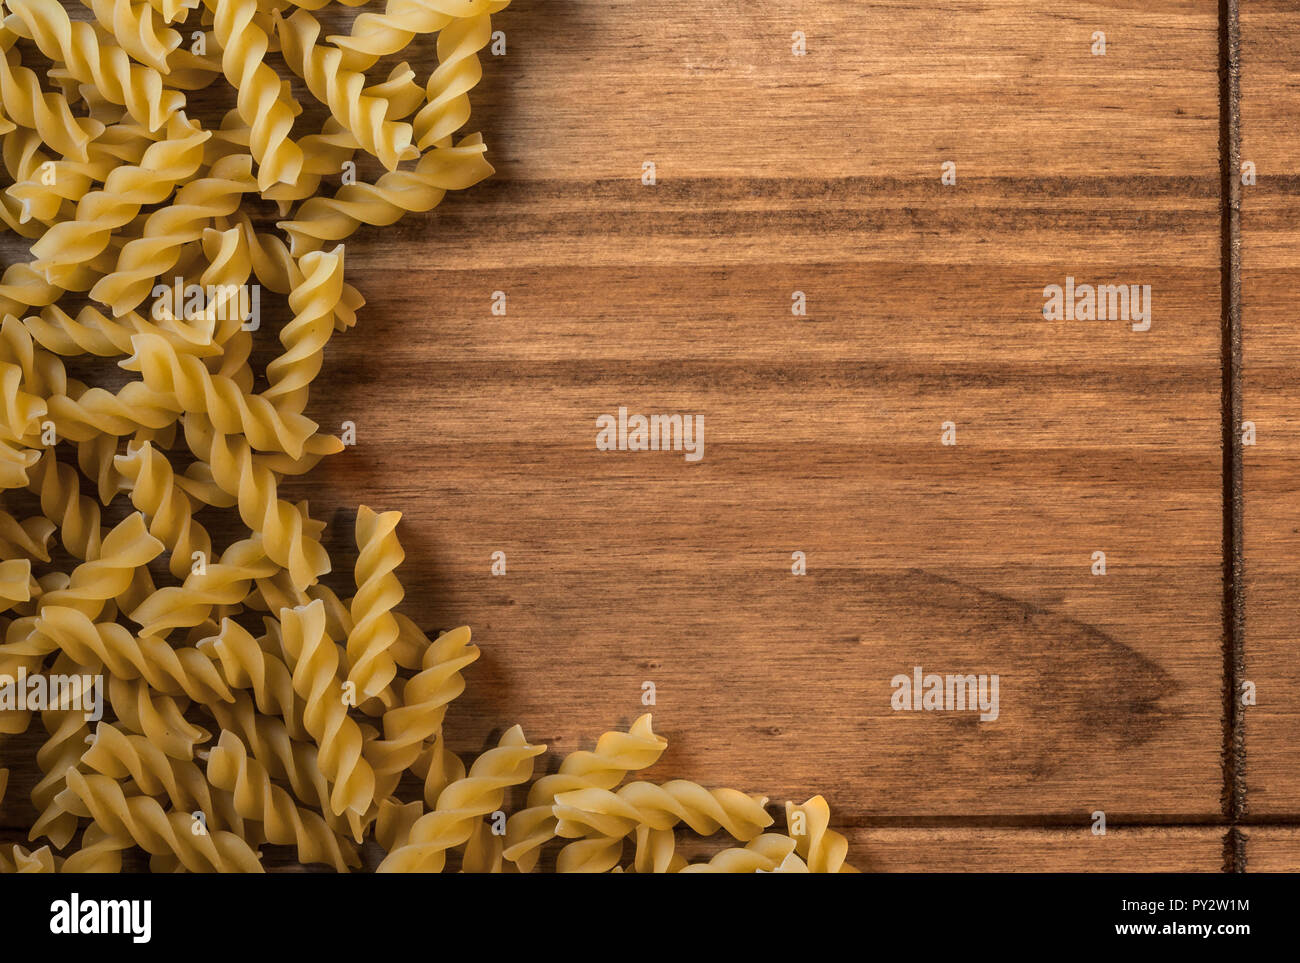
xmin=0 ymin=0 xmax=853 ymax=872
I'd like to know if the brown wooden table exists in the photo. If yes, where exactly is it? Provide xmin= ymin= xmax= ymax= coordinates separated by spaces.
xmin=3 ymin=0 xmax=1296 ymax=872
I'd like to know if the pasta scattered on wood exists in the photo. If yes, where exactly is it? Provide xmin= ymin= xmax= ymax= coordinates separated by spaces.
xmin=0 ymin=0 xmax=852 ymax=873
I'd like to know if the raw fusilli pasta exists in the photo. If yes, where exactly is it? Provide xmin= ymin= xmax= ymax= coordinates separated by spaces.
xmin=0 ymin=0 xmax=852 ymax=876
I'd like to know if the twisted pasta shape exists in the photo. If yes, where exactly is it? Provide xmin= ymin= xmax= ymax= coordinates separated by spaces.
xmin=181 ymin=418 xmax=331 ymax=588
xmin=365 ymin=625 xmax=478 ymax=796
xmin=412 ymin=11 xmax=495 ymax=150
xmin=5 ymin=124 xmax=124 ymax=231
xmin=206 ymin=730 xmax=360 ymax=871
xmin=79 ymin=0 xmax=183 ymax=73
xmin=61 ymin=771 xmax=264 ymax=872
xmin=784 ymin=795 xmax=856 ymax=873
xmin=35 ymin=605 xmax=234 ymax=704
xmin=61 ymin=824 xmax=126 ymax=873
xmin=199 ymin=0 xmax=303 ymax=190
xmin=25 ymin=300 xmax=212 ymax=358
xmin=208 ymin=692 xmax=362 ymax=841
xmin=0 ymin=509 xmax=54 ymax=561
xmin=38 ymin=513 xmax=163 ymax=619
xmin=4 ymin=0 xmax=184 ymax=132
xmin=504 ymin=713 xmax=666 ymax=872
xmin=30 ymin=113 xmax=207 ymax=282
xmin=678 ymin=833 xmax=802 ymax=873
xmin=198 ymin=616 xmax=304 ymax=738
xmin=115 ymin=440 xmax=211 ymax=579
xmin=0 ymin=365 xmax=45 ymax=445
xmin=263 ymin=245 xmax=344 ymax=415
xmin=0 ymin=844 xmax=57 ymax=873
xmin=553 ymin=780 xmax=773 ymax=843
xmin=346 ymin=505 xmax=403 ymax=701
xmin=0 ymin=43 xmax=104 ymax=161
xmin=629 ymin=824 xmax=685 ymax=874
xmin=29 ymin=653 xmax=95 ymax=848
xmin=277 ymin=134 xmax=493 ymax=255
xmin=46 ymin=377 xmax=180 ymax=444
xmin=129 ymin=533 xmax=277 ymax=636
xmin=89 ymin=154 xmax=258 ymax=316
xmin=122 ymin=333 xmax=318 ymax=458
xmin=26 ymin=449 xmax=100 ymax=559
xmin=106 ymin=674 xmax=209 ymax=760
xmin=0 ymin=557 xmax=37 ymax=611
xmin=82 ymin=721 xmax=238 ymax=832
xmin=378 ymin=725 xmax=544 ymax=872
xmin=274 ymin=7 xmax=415 ymax=172
xmin=327 ymin=0 xmax=486 ymax=73
xmin=278 ymin=599 xmax=375 ymax=818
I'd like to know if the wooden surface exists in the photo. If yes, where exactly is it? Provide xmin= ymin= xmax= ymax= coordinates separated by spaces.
xmin=3 ymin=0 xmax=1296 ymax=872
xmin=301 ymin=0 xmax=1226 ymax=839
xmin=1241 ymin=0 xmax=1300 ymax=818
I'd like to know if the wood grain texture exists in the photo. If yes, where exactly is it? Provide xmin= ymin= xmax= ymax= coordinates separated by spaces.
xmin=0 ymin=0 xmax=1239 ymax=872
xmin=849 ymin=826 xmax=1226 ymax=872
xmin=1240 ymin=0 xmax=1300 ymax=817
xmin=1241 ymin=828 xmax=1300 ymax=872
xmin=287 ymin=0 xmax=1224 ymax=826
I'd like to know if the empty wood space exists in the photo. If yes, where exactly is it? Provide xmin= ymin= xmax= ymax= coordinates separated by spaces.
xmin=1240 ymin=0 xmax=1300 ymax=821
xmin=294 ymin=0 xmax=1226 ymax=854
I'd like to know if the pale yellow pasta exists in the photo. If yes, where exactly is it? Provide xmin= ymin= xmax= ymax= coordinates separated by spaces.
xmin=114 ymin=440 xmax=212 ymax=580
xmin=79 ymin=0 xmax=183 ymax=74
xmin=328 ymin=0 xmax=486 ymax=73
xmin=504 ymin=713 xmax=667 ymax=872
xmin=89 ymin=154 xmax=259 ymax=315
xmin=378 ymin=726 xmax=544 ymax=872
xmin=198 ymin=617 xmax=303 ymax=739
xmin=0 ymin=556 xmax=35 ymax=610
xmin=551 ymin=780 xmax=774 ymax=873
xmin=784 ymin=795 xmax=858 ymax=873
xmin=198 ymin=0 xmax=303 ymax=190
xmin=122 ymin=333 xmax=318 ymax=458
xmin=38 ymin=513 xmax=163 ymax=620
xmin=277 ymin=134 xmax=494 ymax=255
xmin=30 ymin=114 xmax=208 ymax=284
xmin=61 ymin=771 xmax=264 ymax=872
xmin=278 ymin=600 xmax=375 ymax=818
xmin=0 ymin=44 xmax=103 ymax=161
xmin=0 ymin=0 xmax=851 ymax=876
xmin=129 ymin=534 xmax=276 ymax=637
xmin=346 ymin=506 xmax=403 ymax=702
xmin=413 ymin=12 xmax=499 ymax=150
xmin=263 ymin=244 xmax=345 ymax=415
xmin=36 ymin=605 xmax=233 ymax=704
xmin=273 ymin=7 xmax=416 ymax=172
xmin=105 ymin=675 xmax=209 ymax=761
xmin=0 ymin=509 xmax=54 ymax=561
xmin=206 ymin=729 xmax=360 ymax=871
xmin=4 ymin=0 xmax=184 ymax=133
xmin=365 ymin=625 xmax=478 ymax=798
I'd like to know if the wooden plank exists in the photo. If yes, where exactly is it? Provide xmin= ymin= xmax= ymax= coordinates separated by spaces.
xmin=279 ymin=0 xmax=1226 ymax=822
xmin=0 ymin=0 xmax=1227 ymax=854
xmin=1240 ymin=0 xmax=1300 ymax=814
xmin=0 ymin=825 xmax=1227 ymax=872
xmin=1241 ymin=827 xmax=1300 ymax=872
xmin=849 ymin=826 xmax=1226 ymax=872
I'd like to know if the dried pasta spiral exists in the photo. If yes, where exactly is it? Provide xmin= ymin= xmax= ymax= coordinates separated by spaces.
xmin=61 ymin=771 xmax=264 ymax=872
xmin=377 ymin=725 xmax=544 ymax=872
xmin=278 ymin=600 xmax=375 ymax=818
xmin=0 ymin=0 xmax=851 ymax=876
xmin=504 ymin=713 xmax=667 ymax=872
